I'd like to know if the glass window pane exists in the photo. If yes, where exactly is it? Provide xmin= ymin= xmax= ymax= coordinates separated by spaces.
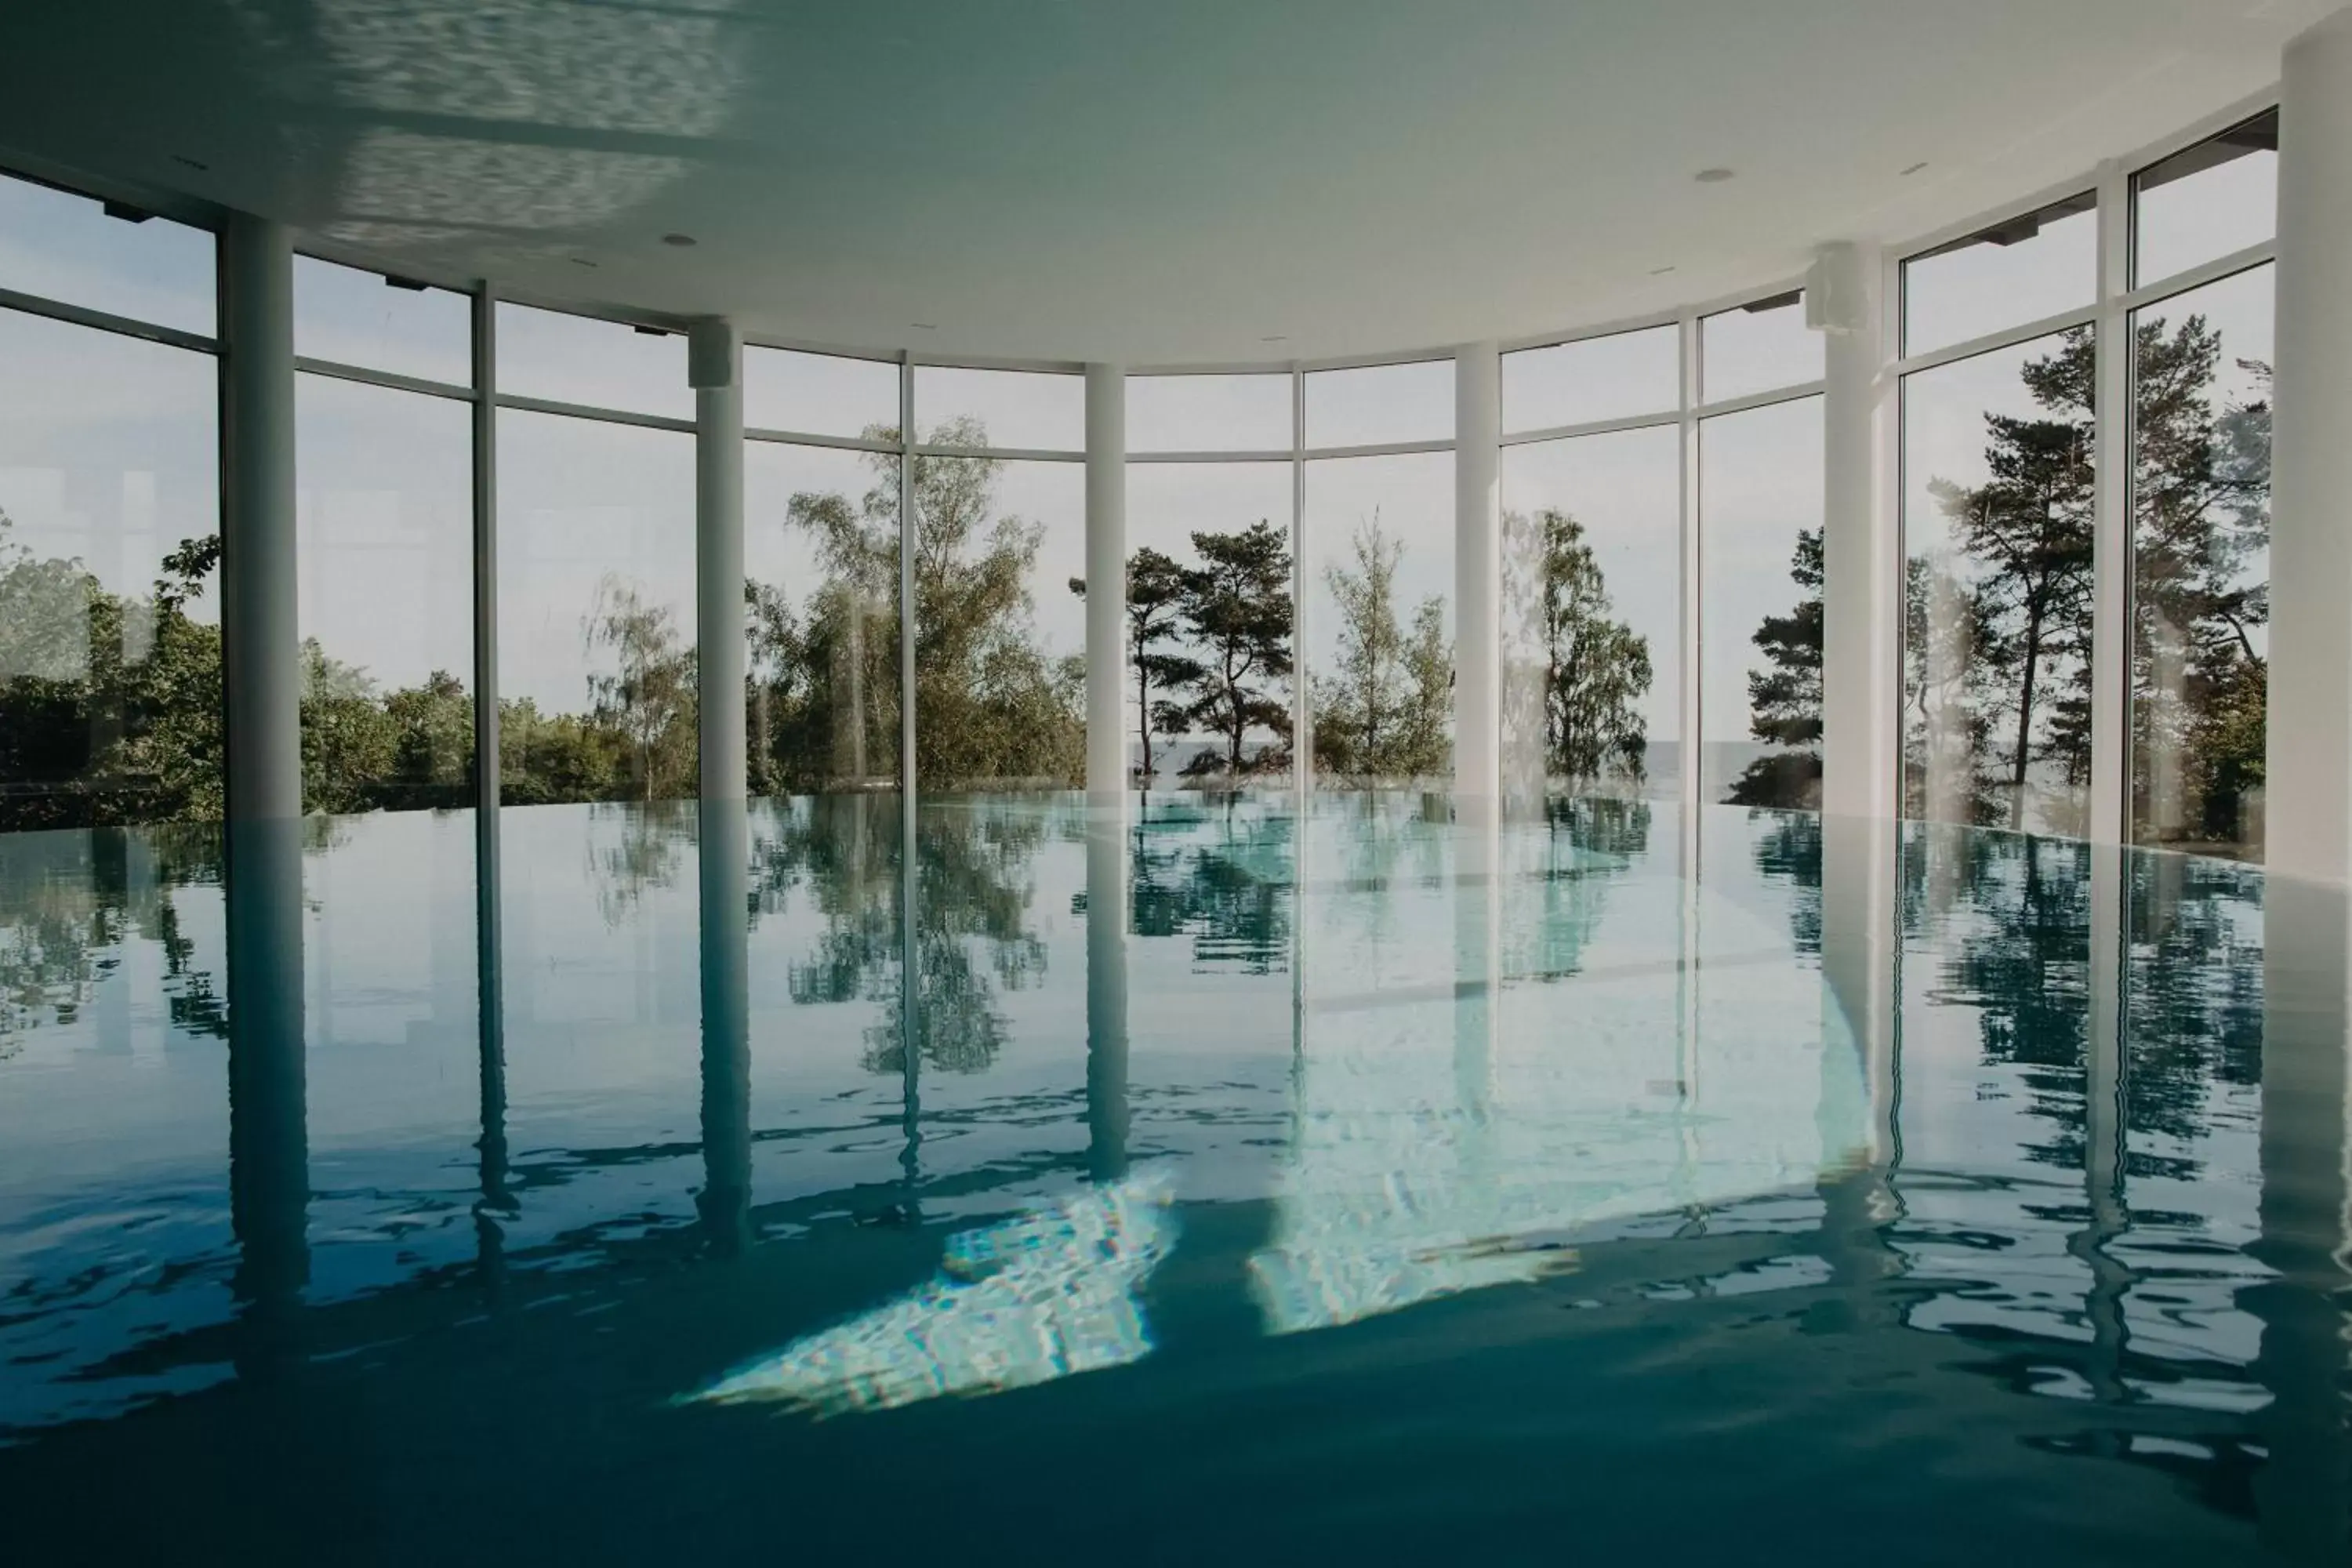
xmin=746 ymin=441 xmax=899 ymax=792
xmin=2134 ymin=111 xmax=2278 ymax=290
xmin=1902 ymin=326 xmax=2096 ymax=836
xmin=2131 ymin=264 xmax=2271 ymax=861
xmin=296 ymin=374 xmax=474 ymax=812
xmin=1904 ymin=192 xmax=2096 ymax=358
xmin=1303 ymin=452 xmax=1454 ymax=787
xmin=0 ymin=173 xmax=214 ymax=337
xmin=497 ymin=408 xmax=697 ymax=803
xmin=1699 ymin=396 xmax=1824 ymax=808
xmin=913 ymin=455 xmax=1086 ymax=789
xmin=494 ymin=303 xmax=690 ymax=419
xmin=1304 ymin=360 xmax=1452 ymax=448
xmin=0 ymin=310 xmax=220 ymax=828
xmin=912 ymin=366 xmax=1082 ymax=452
xmin=1127 ymin=373 xmax=1291 ymax=453
xmin=294 ymin=256 xmax=471 ymax=385
xmin=1500 ymin=425 xmax=1681 ymax=803
xmin=1125 ymin=463 xmax=1294 ymax=787
xmin=1502 ymin=325 xmax=1679 ymax=434
xmin=1701 ymin=292 xmax=1823 ymax=405
xmin=744 ymin=347 xmax=899 ymax=441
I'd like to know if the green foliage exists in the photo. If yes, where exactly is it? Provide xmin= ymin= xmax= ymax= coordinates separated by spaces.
xmin=1502 ymin=506 xmax=1653 ymax=787
xmin=1727 ymin=528 xmax=1824 ymax=808
xmin=1174 ymin=521 xmax=1294 ymax=780
xmin=1311 ymin=517 xmax=1451 ymax=782
xmin=584 ymin=576 xmax=699 ymax=802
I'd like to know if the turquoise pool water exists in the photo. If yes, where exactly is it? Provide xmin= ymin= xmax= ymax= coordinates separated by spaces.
xmin=0 ymin=795 xmax=2343 ymax=1563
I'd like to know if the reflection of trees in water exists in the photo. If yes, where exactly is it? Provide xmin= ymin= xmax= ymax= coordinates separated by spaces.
xmin=1128 ymin=796 xmax=1293 ymax=973
xmin=0 ymin=826 xmax=227 ymax=1051
xmin=1503 ymin=796 xmax=1650 ymax=981
xmin=1744 ymin=808 xmax=1824 ymax=956
xmin=748 ymin=796 xmax=1060 ymax=1076
xmin=1903 ymin=828 xmax=2091 ymax=1171
xmin=586 ymin=800 xmax=696 ymax=925
xmin=2122 ymin=855 xmax=2261 ymax=1161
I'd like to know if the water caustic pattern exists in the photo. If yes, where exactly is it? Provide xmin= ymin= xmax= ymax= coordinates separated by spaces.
xmin=0 ymin=795 xmax=2346 ymax=1563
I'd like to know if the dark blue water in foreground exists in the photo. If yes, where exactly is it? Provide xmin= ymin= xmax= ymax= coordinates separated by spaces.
xmin=1 ymin=795 xmax=2345 ymax=1564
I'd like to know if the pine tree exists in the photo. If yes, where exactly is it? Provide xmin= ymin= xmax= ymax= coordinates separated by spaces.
xmin=1727 ymin=527 xmax=1823 ymax=808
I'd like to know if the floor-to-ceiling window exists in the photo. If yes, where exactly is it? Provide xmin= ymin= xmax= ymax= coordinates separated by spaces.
xmin=1125 ymin=372 xmax=1298 ymax=789
xmin=2129 ymin=111 xmax=2277 ymax=862
xmin=0 ymin=173 xmax=220 ymax=829
xmin=1499 ymin=325 xmax=1683 ymax=806
xmin=1901 ymin=194 xmax=2100 ymax=837
xmin=1697 ymin=290 xmax=1824 ymax=809
xmin=293 ymin=258 xmax=475 ymax=813
xmin=495 ymin=304 xmax=697 ymax=806
xmin=743 ymin=346 xmax=903 ymax=795
xmin=1302 ymin=360 xmax=1454 ymax=791
xmin=908 ymin=367 xmax=1086 ymax=791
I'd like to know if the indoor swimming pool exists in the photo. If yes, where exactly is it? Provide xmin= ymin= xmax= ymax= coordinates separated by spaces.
xmin=0 ymin=793 xmax=2339 ymax=1563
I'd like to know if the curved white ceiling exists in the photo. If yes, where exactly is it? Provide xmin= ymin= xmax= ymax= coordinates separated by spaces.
xmin=0 ymin=0 xmax=2332 ymax=363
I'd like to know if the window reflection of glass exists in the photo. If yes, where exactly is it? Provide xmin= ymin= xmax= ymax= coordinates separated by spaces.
xmin=293 ymin=256 xmax=471 ymax=386
xmin=1700 ymin=293 xmax=1823 ymax=405
xmin=2130 ymin=265 xmax=2272 ymax=862
xmin=494 ymin=303 xmax=691 ymax=419
xmin=0 ymin=172 xmax=215 ymax=336
xmin=1302 ymin=452 xmax=1454 ymax=788
xmin=746 ymin=441 xmax=900 ymax=793
xmin=497 ymin=408 xmax=697 ymax=804
xmin=1901 ymin=328 xmax=2096 ymax=837
xmin=1124 ymin=463 xmax=1294 ymax=789
xmin=2134 ymin=111 xmax=2278 ymax=289
xmin=912 ymin=367 xmax=1083 ymax=452
xmin=744 ymin=348 xmax=899 ymax=441
xmin=1502 ymin=325 xmax=1679 ymax=434
xmin=1904 ymin=193 xmax=2096 ymax=358
xmin=1304 ymin=361 xmax=1453 ymax=448
xmin=296 ymin=375 xmax=474 ymax=812
xmin=1499 ymin=426 xmax=1681 ymax=804
xmin=1700 ymin=396 xmax=1824 ymax=808
xmin=0 ymin=309 xmax=220 ymax=828
xmin=1127 ymin=374 xmax=1291 ymax=453
xmin=913 ymin=455 xmax=1086 ymax=790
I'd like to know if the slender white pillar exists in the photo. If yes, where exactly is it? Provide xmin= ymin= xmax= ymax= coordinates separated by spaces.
xmin=1084 ymin=363 xmax=1127 ymax=804
xmin=2087 ymin=160 xmax=2132 ymax=847
xmin=2267 ymin=6 xmax=2352 ymax=884
xmin=1454 ymin=341 xmax=1501 ymax=815
xmin=221 ymin=212 xmax=301 ymax=825
xmin=692 ymin=319 xmax=746 ymax=801
xmin=1813 ymin=241 xmax=1894 ymax=825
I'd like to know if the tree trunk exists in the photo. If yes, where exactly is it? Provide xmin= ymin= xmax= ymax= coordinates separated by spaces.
xmin=2011 ymin=599 xmax=2043 ymax=832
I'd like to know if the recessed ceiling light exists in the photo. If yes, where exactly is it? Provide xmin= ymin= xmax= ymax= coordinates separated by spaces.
xmin=1260 ymin=334 xmax=1288 ymax=343
xmin=1900 ymin=162 xmax=1930 ymax=177
xmin=1650 ymin=265 xmax=1677 ymax=276
xmin=570 ymin=256 xmax=598 ymax=269
xmin=1694 ymin=167 xmax=1735 ymax=184
xmin=170 ymin=154 xmax=209 ymax=172
xmin=661 ymin=232 xmax=697 ymax=248
xmin=910 ymin=322 xmax=938 ymax=330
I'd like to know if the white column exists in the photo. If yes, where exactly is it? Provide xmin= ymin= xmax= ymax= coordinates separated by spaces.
xmin=1813 ymin=241 xmax=1895 ymax=825
xmin=691 ymin=319 xmax=746 ymax=801
xmin=221 ymin=212 xmax=301 ymax=825
xmin=1454 ymin=341 xmax=1501 ymax=815
xmin=2088 ymin=159 xmax=2132 ymax=847
xmin=1084 ymin=363 xmax=1127 ymax=804
xmin=2267 ymin=6 xmax=2352 ymax=884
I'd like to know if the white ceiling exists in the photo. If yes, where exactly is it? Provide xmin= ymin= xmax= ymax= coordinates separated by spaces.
xmin=0 ymin=0 xmax=2332 ymax=364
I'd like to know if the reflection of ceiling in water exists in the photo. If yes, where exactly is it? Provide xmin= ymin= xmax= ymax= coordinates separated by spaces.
xmin=684 ymin=1171 xmax=1178 ymax=1417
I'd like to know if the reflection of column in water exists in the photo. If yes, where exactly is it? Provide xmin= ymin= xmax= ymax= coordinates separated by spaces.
xmin=474 ymin=796 xmax=514 ymax=1291
xmin=2073 ymin=841 xmax=2134 ymax=1406
xmin=1086 ymin=808 xmax=1131 ymax=1183
xmin=226 ymin=815 xmax=308 ymax=1364
xmin=1817 ymin=811 xmax=1902 ymax=1317
xmin=1453 ymin=798 xmax=1498 ymax=1123
xmin=898 ymin=791 xmax=923 ymax=1204
xmin=697 ymin=799 xmax=753 ymax=1254
xmin=2252 ymin=874 xmax=2352 ymax=1560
